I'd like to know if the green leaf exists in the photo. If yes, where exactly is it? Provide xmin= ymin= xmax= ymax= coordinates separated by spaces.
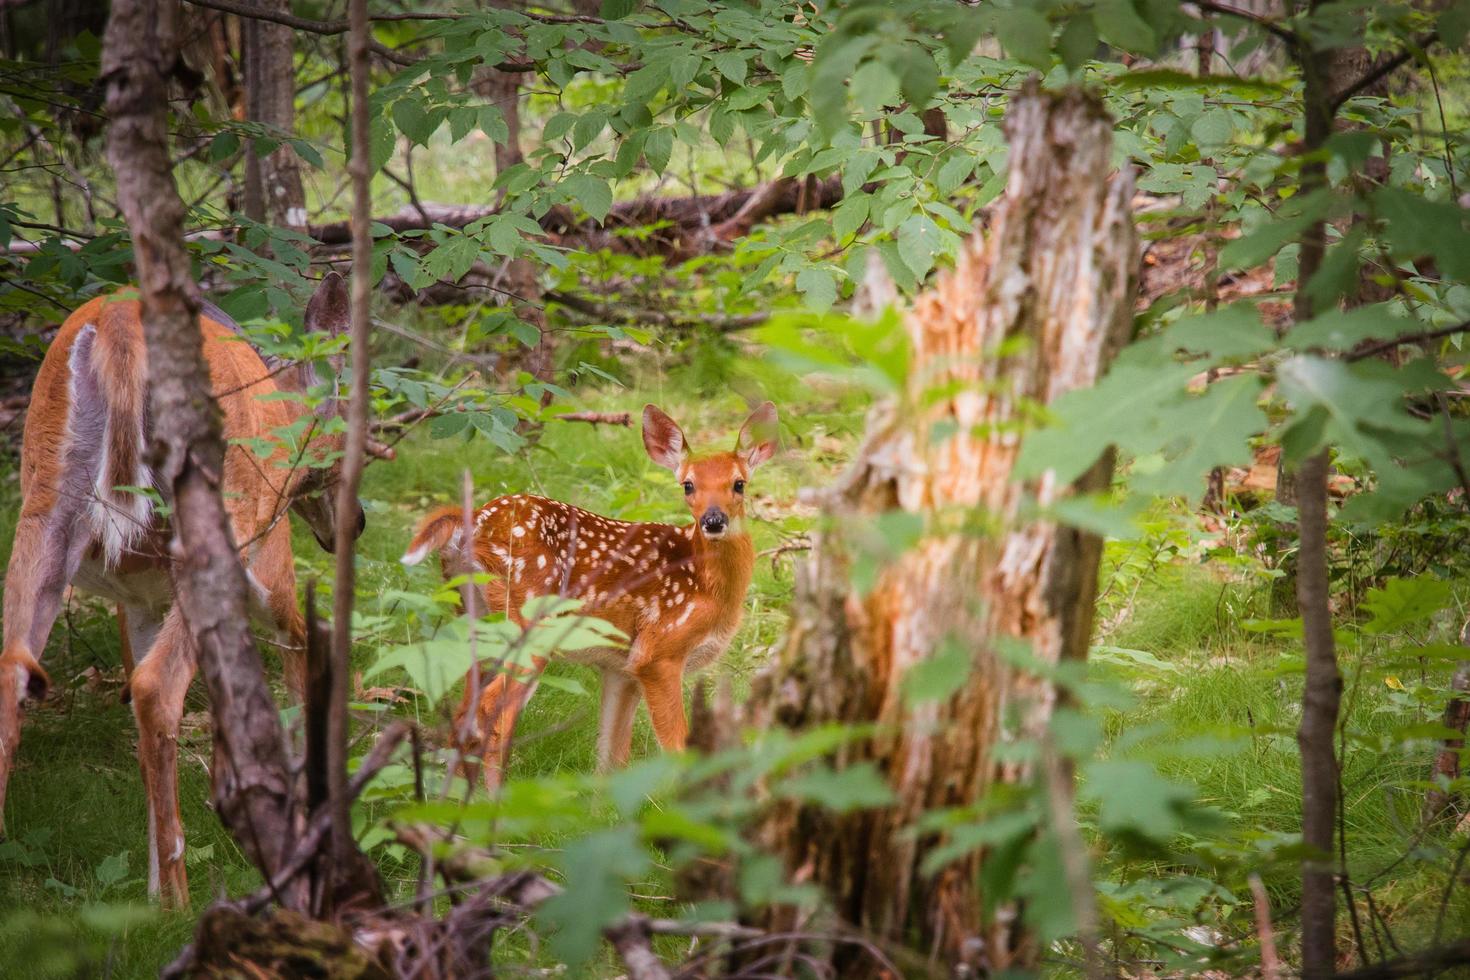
xmin=1361 ymin=576 xmax=1453 ymax=635
xmin=1057 ymin=13 xmax=1098 ymax=69
xmin=369 ymin=118 xmax=396 ymax=173
xmin=563 ymin=174 xmax=612 ymax=223
xmin=936 ymin=153 xmax=975 ymax=196
xmin=537 ymin=827 xmax=649 ymax=967
xmin=644 ymin=127 xmax=674 ymax=175
xmin=851 ymin=60 xmax=899 ymax=114
xmin=796 ymin=267 xmax=838 ymax=313
xmin=601 ymin=0 xmax=637 ymax=17
xmin=1132 ymin=375 xmax=1267 ymax=501
xmin=209 ymin=131 xmax=240 ymax=162
xmin=897 ymin=213 xmax=943 ymax=280
xmin=776 ymin=762 xmax=895 ymax=813
xmin=832 ymin=192 xmax=870 ymax=242
xmin=1219 ymin=192 xmax=1333 ymax=271
xmin=571 ymin=111 xmax=607 ymax=151
xmin=1284 ymin=304 xmax=1410 ymax=352
xmin=1375 ymin=187 xmax=1470 ymax=282
xmin=996 ymin=8 xmax=1052 ymax=69
xmin=712 ymin=52 xmax=747 ymax=85
xmin=94 ymin=850 xmax=129 ymax=890
xmin=1017 ymin=359 xmax=1197 ymax=485
xmin=479 ymin=105 xmax=509 ymax=144
xmin=392 ymin=99 xmax=441 ymax=146
xmin=1083 ymin=759 xmax=1197 ymax=841
xmin=902 ymin=639 xmax=972 ymax=706
xmin=1093 ymin=0 xmax=1157 ymax=54
xmin=1166 ymin=303 xmax=1276 ymax=360
xmin=543 ymin=111 xmax=577 ymax=143
xmin=1190 ymin=108 xmax=1233 ymax=150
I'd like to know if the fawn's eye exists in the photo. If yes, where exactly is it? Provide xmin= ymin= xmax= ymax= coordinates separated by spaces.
xmin=682 ymin=480 xmax=695 ymax=495
xmin=733 ymin=479 xmax=745 ymax=494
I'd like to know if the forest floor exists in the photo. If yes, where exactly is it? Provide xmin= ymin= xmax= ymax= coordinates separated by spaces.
xmin=0 ymin=348 xmax=1466 ymax=978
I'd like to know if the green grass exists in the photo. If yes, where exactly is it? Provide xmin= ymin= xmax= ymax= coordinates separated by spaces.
xmin=1090 ymin=561 xmax=1470 ymax=966
xmin=0 ymin=350 xmax=867 ymax=977
xmin=3 ymin=349 xmax=1468 ymax=976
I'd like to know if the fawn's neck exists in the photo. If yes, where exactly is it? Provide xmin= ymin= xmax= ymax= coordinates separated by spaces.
xmin=688 ymin=524 xmax=755 ymax=609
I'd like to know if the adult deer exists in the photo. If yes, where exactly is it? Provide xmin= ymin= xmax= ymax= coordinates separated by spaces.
xmin=401 ymin=403 xmax=779 ymax=789
xmin=0 ymin=273 xmax=383 ymax=907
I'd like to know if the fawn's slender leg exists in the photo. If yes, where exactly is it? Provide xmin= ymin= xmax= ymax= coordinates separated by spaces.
xmin=472 ymin=655 xmax=547 ymax=792
xmin=129 ymin=607 xmax=196 ymax=908
xmin=635 ymin=657 xmax=688 ymax=752
xmin=597 ymin=668 xmax=642 ymax=771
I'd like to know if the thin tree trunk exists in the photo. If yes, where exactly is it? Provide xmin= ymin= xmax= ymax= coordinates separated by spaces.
xmin=242 ymin=0 xmax=306 ymax=231
xmin=101 ymin=0 xmax=301 ymax=908
xmin=742 ymin=83 xmax=1136 ymax=975
xmin=1294 ymin=11 xmax=1343 ymax=973
xmin=320 ymin=0 xmax=379 ymax=915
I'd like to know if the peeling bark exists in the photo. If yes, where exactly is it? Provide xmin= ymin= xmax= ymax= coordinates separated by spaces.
xmin=742 ymin=84 xmax=1136 ymax=974
xmin=102 ymin=0 xmax=300 ymax=906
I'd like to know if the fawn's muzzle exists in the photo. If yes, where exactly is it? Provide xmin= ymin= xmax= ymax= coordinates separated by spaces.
xmin=700 ymin=508 xmax=729 ymax=535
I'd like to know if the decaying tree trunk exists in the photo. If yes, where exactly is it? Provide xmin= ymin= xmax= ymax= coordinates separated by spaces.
xmin=241 ymin=0 xmax=306 ymax=232
xmin=101 ymin=0 xmax=301 ymax=905
xmin=742 ymin=83 xmax=1137 ymax=975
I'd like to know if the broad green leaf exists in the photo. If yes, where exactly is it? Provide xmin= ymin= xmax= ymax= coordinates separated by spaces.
xmin=1057 ymin=13 xmax=1098 ymax=70
xmin=996 ymin=8 xmax=1052 ymax=69
xmin=536 ymin=827 xmax=649 ymax=966
xmin=1094 ymin=0 xmax=1157 ymax=54
xmin=1219 ymin=191 xmax=1333 ymax=271
xmin=1082 ymin=759 xmax=1196 ymax=841
xmin=1361 ymin=576 xmax=1454 ymax=635
xmin=562 ymin=174 xmax=613 ymax=223
xmin=776 ymin=762 xmax=895 ymax=813
xmin=832 ymin=192 xmax=870 ymax=242
xmin=897 ymin=213 xmax=943 ymax=279
xmin=1133 ymin=375 xmax=1266 ymax=500
xmin=1284 ymin=304 xmax=1411 ymax=352
xmin=392 ymin=99 xmax=441 ymax=146
xmin=851 ymin=60 xmax=899 ymax=113
xmin=796 ymin=267 xmax=838 ymax=313
xmin=1017 ymin=359 xmax=1197 ymax=485
xmin=1375 ymin=187 xmax=1470 ymax=282
xmin=644 ymin=127 xmax=674 ymax=175
xmin=1166 ymin=303 xmax=1276 ymax=360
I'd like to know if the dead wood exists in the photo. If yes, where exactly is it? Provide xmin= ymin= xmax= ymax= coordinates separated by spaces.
xmin=740 ymin=82 xmax=1137 ymax=975
xmin=308 ymin=176 xmax=843 ymax=260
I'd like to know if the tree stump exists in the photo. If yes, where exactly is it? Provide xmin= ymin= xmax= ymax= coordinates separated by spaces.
xmin=742 ymin=83 xmax=1138 ymax=975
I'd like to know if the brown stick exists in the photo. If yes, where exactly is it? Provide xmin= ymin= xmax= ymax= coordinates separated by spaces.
xmin=319 ymin=0 xmax=380 ymax=915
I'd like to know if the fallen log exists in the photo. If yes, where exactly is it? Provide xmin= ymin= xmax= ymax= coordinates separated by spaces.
xmin=309 ymin=175 xmax=844 ymax=260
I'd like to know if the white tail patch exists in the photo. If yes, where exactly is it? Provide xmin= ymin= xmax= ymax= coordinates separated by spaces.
xmin=69 ymin=324 xmax=153 ymax=569
xmin=400 ymin=526 xmax=463 ymax=566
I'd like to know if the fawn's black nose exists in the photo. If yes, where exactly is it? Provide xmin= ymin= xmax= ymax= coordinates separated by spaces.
xmin=701 ymin=508 xmax=728 ymax=535
xmin=355 ymin=508 xmax=367 ymax=539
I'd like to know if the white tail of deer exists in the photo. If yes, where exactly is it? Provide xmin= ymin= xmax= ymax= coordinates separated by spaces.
xmin=402 ymin=402 xmax=779 ymax=789
xmin=0 ymin=274 xmax=385 ymax=908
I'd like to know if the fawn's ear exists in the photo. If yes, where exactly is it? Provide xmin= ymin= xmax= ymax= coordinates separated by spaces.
xmin=736 ymin=401 xmax=779 ymax=470
xmin=304 ymin=272 xmax=350 ymax=336
xmin=643 ymin=404 xmax=687 ymax=472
